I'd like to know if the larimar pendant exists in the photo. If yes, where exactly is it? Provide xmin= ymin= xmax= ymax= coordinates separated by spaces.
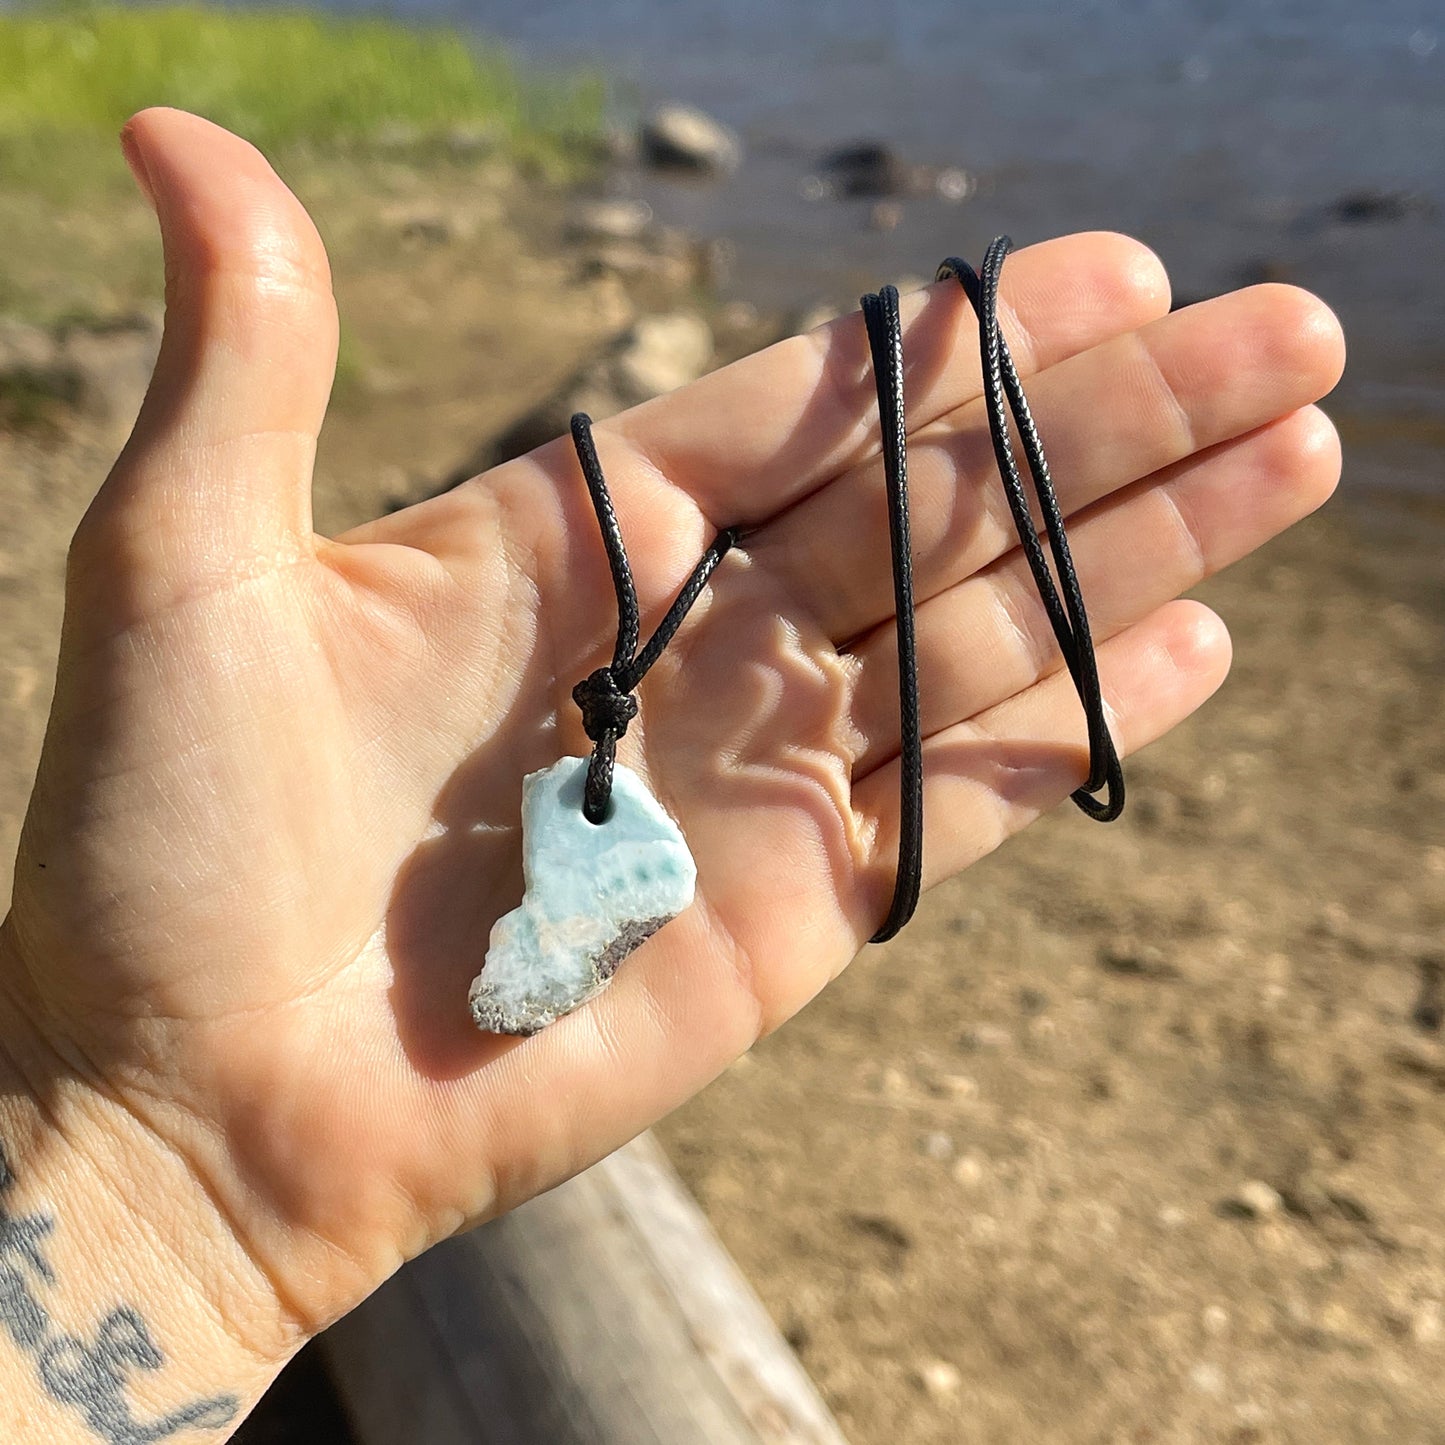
xmin=469 ymin=756 xmax=696 ymax=1036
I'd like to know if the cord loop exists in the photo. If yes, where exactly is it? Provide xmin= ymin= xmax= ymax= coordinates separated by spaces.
xmin=572 ymin=667 xmax=639 ymax=743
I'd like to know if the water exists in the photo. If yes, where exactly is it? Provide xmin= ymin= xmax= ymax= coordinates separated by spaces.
xmin=403 ymin=0 xmax=1445 ymax=491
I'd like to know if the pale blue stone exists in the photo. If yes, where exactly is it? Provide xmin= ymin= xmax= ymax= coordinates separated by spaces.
xmin=469 ymin=755 xmax=696 ymax=1035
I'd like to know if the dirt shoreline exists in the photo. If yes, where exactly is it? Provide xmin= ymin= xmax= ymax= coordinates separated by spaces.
xmin=3 ymin=156 xmax=1442 ymax=1445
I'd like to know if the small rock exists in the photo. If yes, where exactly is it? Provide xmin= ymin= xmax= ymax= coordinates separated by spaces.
xmin=0 ymin=313 xmax=160 ymax=434
xmin=869 ymin=200 xmax=904 ymax=232
xmin=1328 ymin=188 xmax=1427 ymax=225
xmin=957 ymin=1024 xmax=1011 ymax=1051
xmin=919 ymin=1131 xmax=954 ymax=1160
xmin=640 ymin=104 xmax=741 ymax=173
xmin=1391 ymin=1038 xmax=1445 ymax=1088
xmin=1413 ymin=956 xmax=1445 ymax=1033
xmin=1189 ymin=1362 xmax=1225 ymax=1396
xmin=714 ymin=300 xmax=760 ymax=335
xmin=847 ymin=1213 xmax=912 ymax=1251
xmin=818 ymin=141 xmax=935 ymax=198
xmin=406 ymin=217 xmax=457 ymax=247
xmin=1018 ymin=986 xmax=1049 ymax=1015
xmin=614 ymin=312 xmax=713 ymax=399
xmin=935 ymin=166 xmax=976 ymax=202
xmin=1099 ymin=939 xmax=1179 ymax=980
xmin=913 ymin=1359 xmax=962 ymax=1398
xmin=580 ymin=243 xmax=692 ymax=287
xmin=1412 ymin=1299 xmax=1443 ymax=1345
xmin=952 ymin=1154 xmax=985 ymax=1187
xmin=1131 ymin=791 xmax=1183 ymax=830
xmin=1219 ymin=1179 xmax=1283 ymax=1219
xmin=464 ymin=304 xmax=713 ymax=472
xmin=1202 ymin=1304 xmax=1230 ymax=1337
xmin=566 ymin=198 xmax=655 ymax=244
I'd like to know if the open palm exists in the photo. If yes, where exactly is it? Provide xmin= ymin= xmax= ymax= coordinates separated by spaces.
xmin=2 ymin=111 xmax=1343 ymax=1350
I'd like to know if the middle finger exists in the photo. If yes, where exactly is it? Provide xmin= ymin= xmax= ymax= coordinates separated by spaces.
xmin=750 ymin=284 xmax=1344 ymax=645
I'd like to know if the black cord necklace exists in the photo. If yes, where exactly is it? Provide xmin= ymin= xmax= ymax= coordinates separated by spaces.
xmin=469 ymin=237 xmax=1124 ymax=1036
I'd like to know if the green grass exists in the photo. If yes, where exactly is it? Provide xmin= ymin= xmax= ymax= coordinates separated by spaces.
xmin=0 ymin=7 xmax=606 ymax=326
xmin=0 ymin=5 xmax=605 ymax=167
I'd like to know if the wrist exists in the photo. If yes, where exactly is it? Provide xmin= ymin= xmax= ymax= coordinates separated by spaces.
xmin=0 ymin=937 xmax=299 ymax=1443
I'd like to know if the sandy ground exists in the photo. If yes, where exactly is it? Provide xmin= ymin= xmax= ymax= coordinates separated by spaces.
xmin=2 ymin=158 xmax=1443 ymax=1445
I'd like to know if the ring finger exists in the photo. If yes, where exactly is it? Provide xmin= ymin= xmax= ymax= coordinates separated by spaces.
xmin=845 ymin=404 xmax=1339 ymax=777
xmin=753 ymin=284 xmax=1344 ymax=646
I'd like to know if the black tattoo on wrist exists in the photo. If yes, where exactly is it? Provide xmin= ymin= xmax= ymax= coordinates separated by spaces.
xmin=0 ymin=1142 xmax=238 ymax=1443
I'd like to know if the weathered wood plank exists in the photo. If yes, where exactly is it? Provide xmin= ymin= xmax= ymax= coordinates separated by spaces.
xmin=322 ymin=1132 xmax=849 ymax=1445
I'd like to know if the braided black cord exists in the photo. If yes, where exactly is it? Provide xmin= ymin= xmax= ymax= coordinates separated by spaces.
xmin=569 ymin=412 xmax=738 ymax=824
xmin=569 ymin=235 xmax=1121 ymax=940
xmin=860 ymin=286 xmax=923 ymax=942
xmin=936 ymin=238 xmax=1123 ymax=821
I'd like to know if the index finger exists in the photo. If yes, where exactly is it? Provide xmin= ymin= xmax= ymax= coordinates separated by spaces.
xmin=608 ymin=230 xmax=1171 ymax=527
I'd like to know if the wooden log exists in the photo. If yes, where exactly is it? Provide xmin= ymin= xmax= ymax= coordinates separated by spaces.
xmin=322 ymin=1132 xmax=849 ymax=1445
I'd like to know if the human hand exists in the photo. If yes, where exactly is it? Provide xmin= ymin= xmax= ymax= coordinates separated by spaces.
xmin=0 ymin=109 xmax=1343 ymax=1436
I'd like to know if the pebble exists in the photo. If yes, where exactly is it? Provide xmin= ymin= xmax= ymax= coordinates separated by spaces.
xmin=869 ymin=201 xmax=904 ymax=232
xmin=936 ymin=166 xmax=976 ymax=202
xmin=1202 ymin=1304 xmax=1230 ymax=1337
xmin=1223 ymin=1179 xmax=1283 ymax=1219
xmin=640 ymin=104 xmax=742 ymax=173
xmin=1189 ymin=1362 xmax=1225 ymax=1395
xmin=958 ymin=1023 xmax=1011 ymax=1051
xmin=952 ymin=1155 xmax=985 ymax=1187
xmin=614 ymin=312 xmax=714 ymax=399
xmin=919 ymin=1131 xmax=954 ymax=1161
xmin=581 ymin=242 xmax=692 ymax=287
xmin=1412 ymin=1300 xmax=1443 ymax=1345
xmin=714 ymin=300 xmax=760 ymax=334
xmin=566 ymin=198 xmax=654 ymax=243
xmin=1099 ymin=939 xmax=1179 ymax=980
xmin=913 ymin=1359 xmax=963 ymax=1398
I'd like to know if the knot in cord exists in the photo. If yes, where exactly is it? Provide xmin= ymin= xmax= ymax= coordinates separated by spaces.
xmin=569 ymin=412 xmax=737 ymax=825
xmin=572 ymin=666 xmax=639 ymax=743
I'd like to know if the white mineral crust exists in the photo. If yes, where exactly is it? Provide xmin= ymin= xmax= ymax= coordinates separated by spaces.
xmin=469 ymin=755 xmax=696 ymax=1035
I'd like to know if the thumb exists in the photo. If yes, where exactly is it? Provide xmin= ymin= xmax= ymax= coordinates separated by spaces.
xmin=85 ymin=108 xmax=338 ymax=567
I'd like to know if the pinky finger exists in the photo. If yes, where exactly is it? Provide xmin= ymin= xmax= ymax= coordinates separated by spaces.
xmin=851 ymin=599 xmax=1232 ymax=923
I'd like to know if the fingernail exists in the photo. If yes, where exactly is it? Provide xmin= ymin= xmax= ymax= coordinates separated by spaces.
xmin=120 ymin=121 xmax=157 ymax=209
